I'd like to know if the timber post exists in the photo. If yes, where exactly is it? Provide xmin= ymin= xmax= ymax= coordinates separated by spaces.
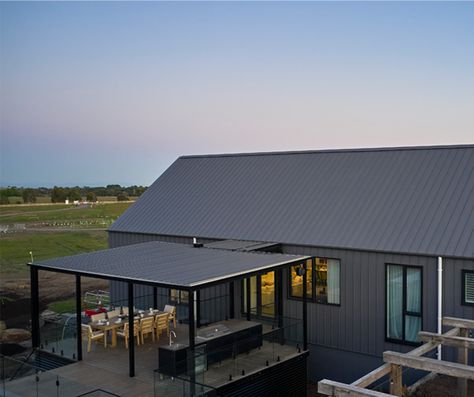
xmin=389 ymin=364 xmax=403 ymax=397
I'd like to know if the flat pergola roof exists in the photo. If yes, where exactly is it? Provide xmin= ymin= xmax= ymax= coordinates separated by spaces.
xmin=30 ymin=240 xmax=309 ymax=290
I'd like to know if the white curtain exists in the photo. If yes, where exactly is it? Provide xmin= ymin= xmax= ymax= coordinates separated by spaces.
xmin=405 ymin=268 xmax=421 ymax=342
xmin=387 ymin=265 xmax=403 ymax=340
xmin=327 ymin=259 xmax=340 ymax=304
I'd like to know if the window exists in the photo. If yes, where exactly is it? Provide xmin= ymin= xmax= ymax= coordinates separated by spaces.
xmin=170 ymin=289 xmax=189 ymax=304
xmin=288 ymin=258 xmax=340 ymax=305
xmin=315 ymin=258 xmax=340 ymax=304
xmin=242 ymin=273 xmax=275 ymax=318
xmin=462 ymin=270 xmax=474 ymax=306
xmin=289 ymin=260 xmax=312 ymax=299
xmin=386 ymin=264 xmax=422 ymax=344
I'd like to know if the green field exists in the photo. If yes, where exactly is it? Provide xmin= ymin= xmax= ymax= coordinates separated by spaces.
xmin=0 ymin=230 xmax=108 ymax=276
xmin=0 ymin=202 xmax=133 ymax=278
xmin=47 ymin=297 xmax=77 ymax=313
xmin=0 ymin=202 xmax=132 ymax=224
xmin=5 ymin=196 xmax=138 ymax=204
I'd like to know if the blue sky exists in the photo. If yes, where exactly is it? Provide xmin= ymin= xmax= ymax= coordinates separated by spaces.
xmin=1 ymin=2 xmax=473 ymax=187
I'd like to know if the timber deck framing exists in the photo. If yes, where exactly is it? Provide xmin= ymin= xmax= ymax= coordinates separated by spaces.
xmin=318 ymin=316 xmax=474 ymax=397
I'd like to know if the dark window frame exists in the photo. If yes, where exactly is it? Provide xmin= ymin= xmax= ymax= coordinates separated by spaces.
xmin=385 ymin=263 xmax=423 ymax=346
xmin=169 ymin=289 xmax=189 ymax=305
xmin=287 ymin=257 xmax=341 ymax=307
xmin=461 ymin=269 xmax=474 ymax=306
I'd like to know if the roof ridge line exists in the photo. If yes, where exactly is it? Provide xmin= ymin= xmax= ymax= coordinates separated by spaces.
xmin=179 ymin=144 xmax=474 ymax=160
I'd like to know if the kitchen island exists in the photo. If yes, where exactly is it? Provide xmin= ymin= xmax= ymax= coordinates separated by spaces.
xmin=158 ymin=319 xmax=263 ymax=376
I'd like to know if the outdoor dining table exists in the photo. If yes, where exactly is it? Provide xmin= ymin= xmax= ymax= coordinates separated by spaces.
xmin=90 ymin=309 xmax=164 ymax=347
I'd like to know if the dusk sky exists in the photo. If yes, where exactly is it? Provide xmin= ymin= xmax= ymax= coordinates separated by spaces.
xmin=1 ymin=2 xmax=473 ymax=187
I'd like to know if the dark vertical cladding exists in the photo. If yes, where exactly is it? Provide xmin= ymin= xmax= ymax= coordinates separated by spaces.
xmin=441 ymin=257 xmax=474 ymax=363
xmin=281 ymin=243 xmax=474 ymax=381
xmin=76 ymin=275 xmax=82 ymax=361
xmin=108 ymin=231 xmax=218 ymax=249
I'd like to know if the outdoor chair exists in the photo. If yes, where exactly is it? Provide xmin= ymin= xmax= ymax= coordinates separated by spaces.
xmin=163 ymin=305 xmax=177 ymax=328
xmin=155 ymin=313 xmax=170 ymax=340
xmin=117 ymin=319 xmax=140 ymax=349
xmin=140 ymin=317 xmax=155 ymax=344
xmin=90 ymin=312 xmax=106 ymax=322
xmin=81 ymin=324 xmax=106 ymax=352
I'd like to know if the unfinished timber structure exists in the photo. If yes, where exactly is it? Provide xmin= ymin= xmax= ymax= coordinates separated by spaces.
xmin=318 ymin=316 xmax=474 ymax=397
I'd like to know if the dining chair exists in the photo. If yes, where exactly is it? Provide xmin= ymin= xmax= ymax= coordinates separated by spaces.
xmin=81 ymin=324 xmax=106 ymax=352
xmin=140 ymin=317 xmax=155 ymax=344
xmin=90 ymin=312 xmax=106 ymax=322
xmin=117 ymin=319 xmax=140 ymax=349
xmin=163 ymin=305 xmax=177 ymax=328
xmin=155 ymin=313 xmax=170 ymax=340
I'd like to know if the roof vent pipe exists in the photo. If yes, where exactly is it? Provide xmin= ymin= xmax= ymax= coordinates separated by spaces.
xmin=193 ymin=237 xmax=203 ymax=248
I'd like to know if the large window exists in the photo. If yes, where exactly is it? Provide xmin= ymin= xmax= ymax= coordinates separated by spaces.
xmin=289 ymin=258 xmax=340 ymax=305
xmin=386 ymin=264 xmax=422 ymax=344
xmin=462 ymin=270 xmax=474 ymax=306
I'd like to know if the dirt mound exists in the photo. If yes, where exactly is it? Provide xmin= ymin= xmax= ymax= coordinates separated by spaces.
xmin=1 ymin=274 xmax=107 ymax=331
xmin=414 ymin=374 xmax=474 ymax=397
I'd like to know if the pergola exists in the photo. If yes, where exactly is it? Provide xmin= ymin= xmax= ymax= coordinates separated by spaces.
xmin=28 ymin=240 xmax=310 ymax=379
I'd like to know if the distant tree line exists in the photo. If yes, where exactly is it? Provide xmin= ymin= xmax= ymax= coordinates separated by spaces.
xmin=0 ymin=185 xmax=147 ymax=204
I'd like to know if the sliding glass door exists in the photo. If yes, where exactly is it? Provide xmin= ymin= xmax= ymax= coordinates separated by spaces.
xmin=260 ymin=271 xmax=275 ymax=317
xmin=242 ymin=271 xmax=276 ymax=319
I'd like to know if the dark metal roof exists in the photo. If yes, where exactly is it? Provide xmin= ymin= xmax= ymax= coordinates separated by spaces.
xmin=204 ymin=240 xmax=280 ymax=252
xmin=110 ymin=145 xmax=474 ymax=259
xmin=31 ymin=241 xmax=308 ymax=288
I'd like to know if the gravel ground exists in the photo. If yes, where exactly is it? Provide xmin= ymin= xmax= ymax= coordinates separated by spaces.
xmin=413 ymin=374 xmax=474 ymax=397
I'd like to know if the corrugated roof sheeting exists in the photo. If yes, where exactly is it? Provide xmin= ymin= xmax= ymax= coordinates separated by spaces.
xmin=204 ymin=240 xmax=279 ymax=251
xmin=110 ymin=146 xmax=474 ymax=258
xmin=204 ymin=240 xmax=262 ymax=250
xmin=32 ymin=241 xmax=307 ymax=287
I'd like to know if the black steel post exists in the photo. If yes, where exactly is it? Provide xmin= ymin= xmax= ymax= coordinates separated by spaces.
xmin=75 ymin=275 xmax=82 ymax=361
xmin=229 ymin=281 xmax=234 ymax=319
xmin=276 ymin=268 xmax=283 ymax=328
xmin=188 ymin=290 xmax=195 ymax=348
xmin=196 ymin=290 xmax=201 ymax=328
xmin=128 ymin=282 xmax=135 ymax=377
xmin=188 ymin=290 xmax=196 ymax=395
xmin=246 ymin=277 xmax=251 ymax=321
xmin=30 ymin=266 xmax=40 ymax=349
xmin=302 ymin=262 xmax=308 ymax=351
xmin=153 ymin=286 xmax=158 ymax=309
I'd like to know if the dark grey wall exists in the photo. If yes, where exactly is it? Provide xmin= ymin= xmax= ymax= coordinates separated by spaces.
xmin=441 ymin=257 xmax=474 ymax=364
xmin=280 ymin=243 xmax=474 ymax=382
xmin=108 ymin=231 xmax=218 ymax=247
xmin=443 ymin=257 xmax=474 ymax=321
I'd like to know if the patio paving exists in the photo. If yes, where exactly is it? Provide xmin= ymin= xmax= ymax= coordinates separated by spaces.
xmin=3 ymin=319 xmax=302 ymax=396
